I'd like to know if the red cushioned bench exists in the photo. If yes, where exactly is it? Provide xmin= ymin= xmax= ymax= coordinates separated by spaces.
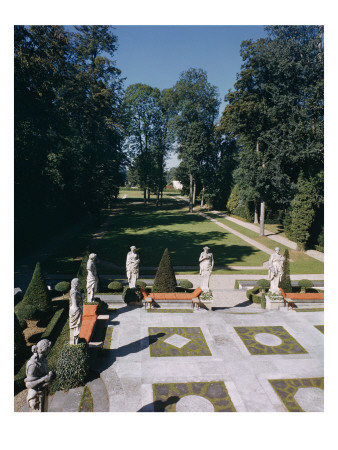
xmin=280 ymin=288 xmax=324 ymax=310
xmin=79 ymin=304 xmax=98 ymax=342
xmin=140 ymin=287 xmax=202 ymax=310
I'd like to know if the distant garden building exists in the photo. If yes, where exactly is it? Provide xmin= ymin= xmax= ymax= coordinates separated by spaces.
xmin=172 ymin=180 xmax=183 ymax=190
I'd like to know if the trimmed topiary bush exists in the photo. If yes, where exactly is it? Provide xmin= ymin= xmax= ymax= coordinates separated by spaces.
xmin=246 ymin=287 xmax=261 ymax=303
xmin=279 ymin=249 xmax=292 ymax=293
xmin=179 ymin=279 xmax=193 ymax=291
xmin=108 ymin=281 xmax=123 ymax=292
xmin=136 ymin=280 xmax=147 ymax=289
xmin=14 ymin=313 xmax=28 ymax=373
xmin=14 ymin=302 xmax=38 ymax=328
xmin=256 ymin=279 xmax=270 ymax=293
xmin=261 ymin=294 xmax=266 ymax=309
xmin=22 ymin=262 xmax=52 ymax=318
xmin=298 ymin=279 xmax=314 ymax=293
xmin=54 ymin=343 xmax=90 ymax=391
xmin=152 ymin=248 xmax=177 ymax=293
xmin=55 ymin=281 xmax=71 ymax=297
xmin=122 ymin=286 xmax=143 ymax=304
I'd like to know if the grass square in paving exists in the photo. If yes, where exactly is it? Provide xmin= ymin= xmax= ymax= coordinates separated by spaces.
xmin=147 ymin=308 xmax=193 ymax=313
xmin=234 ymin=326 xmax=307 ymax=355
xmin=269 ymin=377 xmax=324 ymax=412
xmin=314 ymin=325 xmax=324 ymax=334
xmin=152 ymin=381 xmax=236 ymax=412
xmin=295 ymin=308 xmax=324 ymax=312
xmin=148 ymin=327 xmax=211 ymax=357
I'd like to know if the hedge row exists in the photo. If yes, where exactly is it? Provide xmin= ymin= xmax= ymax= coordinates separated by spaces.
xmin=41 ymin=308 xmax=66 ymax=342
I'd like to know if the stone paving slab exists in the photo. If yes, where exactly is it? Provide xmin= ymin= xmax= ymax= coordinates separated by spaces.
xmin=62 ymin=387 xmax=83 ymax=412
xmin=96 ymin=301 xmax=324 ymax=412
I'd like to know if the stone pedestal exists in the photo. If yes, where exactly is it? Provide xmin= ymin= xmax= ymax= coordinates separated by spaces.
xmin=266 ymin=291 xmax=284 ymax=310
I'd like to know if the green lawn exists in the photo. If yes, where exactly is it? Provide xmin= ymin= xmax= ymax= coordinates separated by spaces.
xmin=205 ymin=212 xmax=324 ymax=274
xmin=41 ymin=190 xmax=323 ymax=275
xmin=93 ymin=195 xmax=268 ymax=270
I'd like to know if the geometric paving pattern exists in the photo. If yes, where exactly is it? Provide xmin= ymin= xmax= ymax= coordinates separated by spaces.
xmin=269 ymin=378 xmax=324 ymax=412
xmin=314 ymin=325 xmax=324 ymax=334
xmin=148 ymin=327 xmax=211 ymax=357
xmin=234 ymin=326 xmax=307 ymax=355
xmin=152 ymin=381 xmax=236 ymax=412
xmin=147 ymin=309 xmax=193 ymax=313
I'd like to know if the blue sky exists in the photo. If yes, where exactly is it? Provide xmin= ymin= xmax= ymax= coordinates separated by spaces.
xmin=111 ymin=25 xmax=268 ymax=167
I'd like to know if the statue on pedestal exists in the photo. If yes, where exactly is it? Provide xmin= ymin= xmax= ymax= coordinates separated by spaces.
xmin=86 ymin=253 xmax=98 ymax=301
xmin=69 ymin=278 xmax=83 ymax=345
xmin=268 ymin=247 xmax=285 ymax=294
xmin=24 ymin=339 xmax=55 ymax=412
xmin=199 ymin=246 xmax=214 ymax=292
xmin=126 ymin=246 xmax=140 ymax=288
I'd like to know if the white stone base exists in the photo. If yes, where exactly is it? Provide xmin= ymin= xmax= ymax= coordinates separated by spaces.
xmin=266 ymin=292 xmax=284 ymax=310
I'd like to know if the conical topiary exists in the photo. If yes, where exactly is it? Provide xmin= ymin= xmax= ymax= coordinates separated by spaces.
xmin=14 ymin=313 xmax=28 ymax=373
xmin=279 ymin=249 xmax=292 ymax=293
xmin=22 ymin=262 xmax=52 ymax=315
xmin=152 ymin=248 xmax=177 ymax=293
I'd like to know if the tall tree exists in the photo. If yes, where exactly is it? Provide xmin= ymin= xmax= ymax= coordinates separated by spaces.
xmin=170 ymin=68 xmax=220 ymax=212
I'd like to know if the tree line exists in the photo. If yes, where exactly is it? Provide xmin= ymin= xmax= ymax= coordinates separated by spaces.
xmin=15 ymin=25 xmax=324 ymax=257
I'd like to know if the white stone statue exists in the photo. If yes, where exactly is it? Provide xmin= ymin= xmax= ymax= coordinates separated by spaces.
xmin=69 ymin=278 xmax=83 ymax=345
xmin=126 ymin=246 xmax=140 ymax=288
xmin=268 ymin=247 xmax=285 ymax=294
xmin=24 ymin=339 xmax=55 ymax=412
xmin=199 ymin=246 xmax=214 ymax=292
xmin=86 ymin=253 xmax=98 ymax=302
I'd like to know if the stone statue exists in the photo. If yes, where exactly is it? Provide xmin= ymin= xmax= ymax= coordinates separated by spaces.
xmin=126 ymin=246 xmax=140 ymax=288
xmin=69 ymin=278 xmax=83 ymax=345
xmin=24 ymin=339 xmax=55 ymax=412
xmin=86 ymin=253 xmax=98 ymax=302
xmin=199 ymin=246 xmax=214 ymax=292
xmin=268 ymin=247 xmax=285 ymax=294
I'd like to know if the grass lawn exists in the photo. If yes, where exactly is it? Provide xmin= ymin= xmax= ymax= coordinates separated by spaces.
xmin=93 ymin=195 xmax=268 ymax=270
xmin=38 ymin=190 xmax=323 ymax=275
xmin=205 ymin=212 xmax=324 ymax=274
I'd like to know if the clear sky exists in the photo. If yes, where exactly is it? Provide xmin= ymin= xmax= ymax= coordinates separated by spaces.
xmin=112 ymin=25 xmax=268 ymax=168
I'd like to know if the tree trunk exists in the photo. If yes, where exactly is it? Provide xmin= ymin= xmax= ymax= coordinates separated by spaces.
xmin=259 ymin=199 xmax=265 ymax=236
xmin=254 ymin=199 xmax=259 ymax=224
xmin=156 ymin=188 xmax=159 ymax=207
xmin=193 ymin=181 xmax=196 ymax=206
xmin=147 ymin=188 xmax=150 ymax=201
xmin=189 ymin=174 xmax=193 ymax=212
xmin=201 ymin=187 xmax=205 ymax=207
xmin=160 ymin=190 xmax=163 ymax=206
xmin=143 ymin=187 xmax=147 ymax=206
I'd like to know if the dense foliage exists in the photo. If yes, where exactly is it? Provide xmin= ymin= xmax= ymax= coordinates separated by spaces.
xmin=14 ymin=313 xmax=28 ymax=373
xmin=108 ymin=281 xmax=123 ymax=292
xmin=55 ymin=281 xmax=71 ymax=296
xmin=152 ymin=248 xmax=177 ymax=293
xmin=54 ymin=343 xmax=90 ymax=391
xmin=15 ymin=26 xmax=125 ymax=257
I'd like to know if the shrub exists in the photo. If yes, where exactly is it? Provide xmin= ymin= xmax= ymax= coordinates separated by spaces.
xmin=234 ymin=280 xmax=239 ymax=289
xmin=41 ymin=308 xmax=66 ymax=342
xmin=136 ymin=280 xmax=147 ymax=289
xmin=256 ymin=279 xmax=270 ymax=292
xmin=226 ymin=184 xmax=240 ymax=213
xmin=77 ymin=251 xmax=90 ymax=294
xmin=152 ymin=248 xmax=177 ymax=293
xmin=122 ymin=286 xmax=143 ymax=304
xmin=14 ymin=313 xmax=28 ymax=373
xmin=279 ymin=249 xmax=292 ymax=293
xmin=289 ymin=173 xmax=317 ymax=250
xmin=108 ymin=281 xmax=123 ymax=292
xmin=261 ymin=294 xmax=266 ymax=309
xmin=298 ymin=279 xmax=314 ymax=293
xmin=54 ymin=343 xmax=90 ymax=391
xmin=246 ymin=287 xmax=260 ymax=302
xmin=179 ymin=279 xmax=193 ymax=291
xmin=54 ymin=281 xmax=71 ymax=296
xmin=14 ymin=302 xmax=38 ymax=328
xmin=22 ymin=262 xmax=52 ymax=317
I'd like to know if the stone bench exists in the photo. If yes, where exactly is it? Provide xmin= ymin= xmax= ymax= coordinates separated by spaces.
xmin=140 ymin=287 xmax=202 ymax=309
xmin=279 ymin=288 xmax=324 ymax=310
xmin=79 ymin=304 xmax=98 ymax=343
